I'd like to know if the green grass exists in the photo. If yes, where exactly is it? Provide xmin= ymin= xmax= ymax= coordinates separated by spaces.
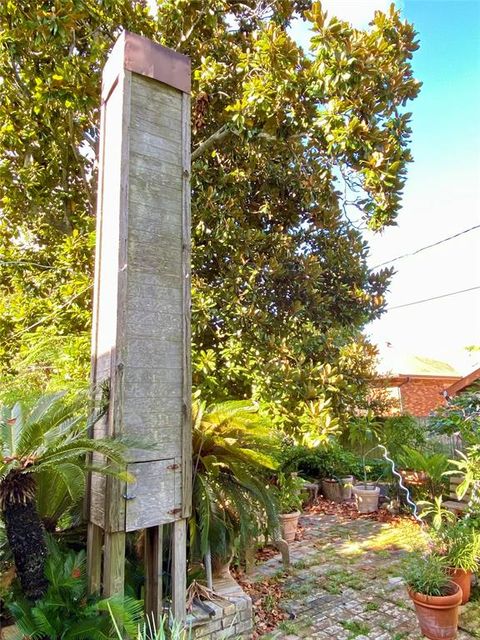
xmin=363 ymin=601 xmax=379 ymax=612
xmin=292 ymin=559 xmax=308 ymax=570
xmin=278 ymin=620 xmax=298 ymax=634
xmin=263 ymin=593 xmax=277 ymax=613
xmin=285 ymin=578 xmax=317 ymax=597
xmin=340 ymin=620 xmax=370 ymax=639
xmin=322 ymin=568 xmax=367 ymax=593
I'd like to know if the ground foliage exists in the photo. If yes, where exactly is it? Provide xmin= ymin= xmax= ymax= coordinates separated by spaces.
xmin=0 ymin=1 xmax=420 ymax=430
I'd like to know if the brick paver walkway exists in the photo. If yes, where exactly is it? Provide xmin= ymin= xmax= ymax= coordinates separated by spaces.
xmin=252 ymin=510 xmax=479 ymax=640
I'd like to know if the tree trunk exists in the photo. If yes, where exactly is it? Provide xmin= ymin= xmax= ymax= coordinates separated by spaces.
xmin=3 ymin=498 xmax=48 ymax=601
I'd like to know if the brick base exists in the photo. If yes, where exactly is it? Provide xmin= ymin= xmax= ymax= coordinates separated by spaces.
xmin=188 ymin=575 xmax=253 ymax=640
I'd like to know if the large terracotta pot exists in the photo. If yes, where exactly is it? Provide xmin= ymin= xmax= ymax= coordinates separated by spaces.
xmin=448 ymin=567 xmax=472 ymax=604
xmin=279 ymin=510 xmax=300 ymax=543
xmin=321 ymin=479 xmax=343 ymax=503
xmin=408 ymin=581 xmax=462 ymax=640
xmin=352 ymin=485 xmax=380 ymax=513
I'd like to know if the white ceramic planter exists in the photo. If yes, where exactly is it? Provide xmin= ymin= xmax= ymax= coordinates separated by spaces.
xmin=353 ymin=485 xmax=380 ymax=513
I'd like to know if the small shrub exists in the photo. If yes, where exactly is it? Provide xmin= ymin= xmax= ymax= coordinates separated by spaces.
xmin=281 ymin=444 xmax=364 ymax=480
xmin=436 ymin=521 xmax=480 ymax=573
xmin=403 ymin=553 xmax=450 ymax=596
xmin=380 ymin=415 xmax=427 ymax=458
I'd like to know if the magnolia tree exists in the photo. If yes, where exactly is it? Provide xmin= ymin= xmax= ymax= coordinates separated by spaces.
xmin=0 ymin=1 xmax=420 ymax=436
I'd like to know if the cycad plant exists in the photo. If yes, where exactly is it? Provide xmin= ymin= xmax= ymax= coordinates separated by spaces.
xmin=399 ymin=446 xmax=449 ymax=499
xmin=191 ymin=400 xmax=279 ymax=570
xmin=0 ymin=391 xmax=129 ymax=601
xmin=8 ymin=538 xmax=144 ymax=640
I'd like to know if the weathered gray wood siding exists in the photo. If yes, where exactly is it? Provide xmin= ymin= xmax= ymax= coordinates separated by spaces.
xmin=90 ymin=33 xmax=191 ymax=533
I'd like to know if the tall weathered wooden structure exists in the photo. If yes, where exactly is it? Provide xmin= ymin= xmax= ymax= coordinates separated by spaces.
xmin=87 ymin=31 xmax=191 ymax=622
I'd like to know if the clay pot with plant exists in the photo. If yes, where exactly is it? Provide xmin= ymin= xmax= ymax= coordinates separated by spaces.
xmin=403 ymin=553 xmax=462 ymax=640
xmin=351 ymin=447 xmax=383 ymax=514
xmin=436 ymin=521 xmax=480 ymax=604
xmin=320 ymin=446 xmax=357 ymax=503
xmin=277 ymin=473 xmax=304 ymax=543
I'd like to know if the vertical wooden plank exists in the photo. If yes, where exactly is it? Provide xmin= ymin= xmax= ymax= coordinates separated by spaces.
xmin=87 ymin=522 xmax=103 ymax=594
xmin=171 ymin=519 xmax=187 ymax=623
xmin=103 ymin=531 xmax=126 ymax=597
xmin=181 ymin=91 xmax=192 ymax=519
xmin=103 ymin=65 xmax=131 ymax=537
xmin=144 ymin=525 xmax=163 ymax=624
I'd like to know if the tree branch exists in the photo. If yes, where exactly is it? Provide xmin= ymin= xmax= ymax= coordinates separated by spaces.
xmin=191 ymin=125 xmax=231 ymax=162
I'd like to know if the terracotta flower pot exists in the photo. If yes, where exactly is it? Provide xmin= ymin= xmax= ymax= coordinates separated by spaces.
xmin=448 ymin=567 xmax=472 ymax=604
xmin=340 ymin=476 xmax=354 ymax=501
xmin=321 ymin=479 xmax=343 ymax=503
xmin=352 ymin=485 xmax=380 ymax=513
xmin=279 ymin=510 xmax=300 ymax=543
xmin=211 ymin=551 xmax=234 ymax=579
xmin=408 ymin=581 xmax=462 ymax=640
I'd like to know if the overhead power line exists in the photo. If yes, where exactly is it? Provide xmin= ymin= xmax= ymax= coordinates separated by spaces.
xmin=387 ymin=285 xmax=480 ymax=311
xmin=372 ymin=224 xmax=480 ymax=269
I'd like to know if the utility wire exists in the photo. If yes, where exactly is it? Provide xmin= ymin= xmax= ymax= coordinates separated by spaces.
xmin=387 ymin=285 xmax=480 ymax=311
xmin=372 ymin=224 xmax=480 ymax=269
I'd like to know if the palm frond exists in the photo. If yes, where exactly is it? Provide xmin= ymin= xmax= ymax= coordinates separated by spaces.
xmin=191 ymin=398 xmax=280 ymax=563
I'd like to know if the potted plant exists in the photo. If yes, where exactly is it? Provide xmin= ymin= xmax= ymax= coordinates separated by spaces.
xmin=352 ymin=448 xmax=381 ymax=514
xmin=277 ymin=473 xmax=304 ymax=543
xmin=320 ymin=446 xmax=357 ymax=503
xmin=403 ymin=553 xmax=462 ymax=640
xmin=436 ymin=521 xmax=480 ymax=604
xmin=398 ymin=446 xmax=449 ymax=500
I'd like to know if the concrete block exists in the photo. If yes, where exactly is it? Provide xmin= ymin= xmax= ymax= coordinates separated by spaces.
xmin=221 ymin=614 xmax=238 ymax=629
xmin=221 ymin=603 xmax=236 ymax=617
xmin=194 ymin=619 xmax=222 ymax=635
xmin=239 ymin=609 xmax=252 ymax=622
xmin=235 ymin=619 xmax=253 ymax=634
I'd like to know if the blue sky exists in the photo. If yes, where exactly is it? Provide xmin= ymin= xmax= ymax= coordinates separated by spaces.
xmin=293 ymin=1 xmax=480 ymax=374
